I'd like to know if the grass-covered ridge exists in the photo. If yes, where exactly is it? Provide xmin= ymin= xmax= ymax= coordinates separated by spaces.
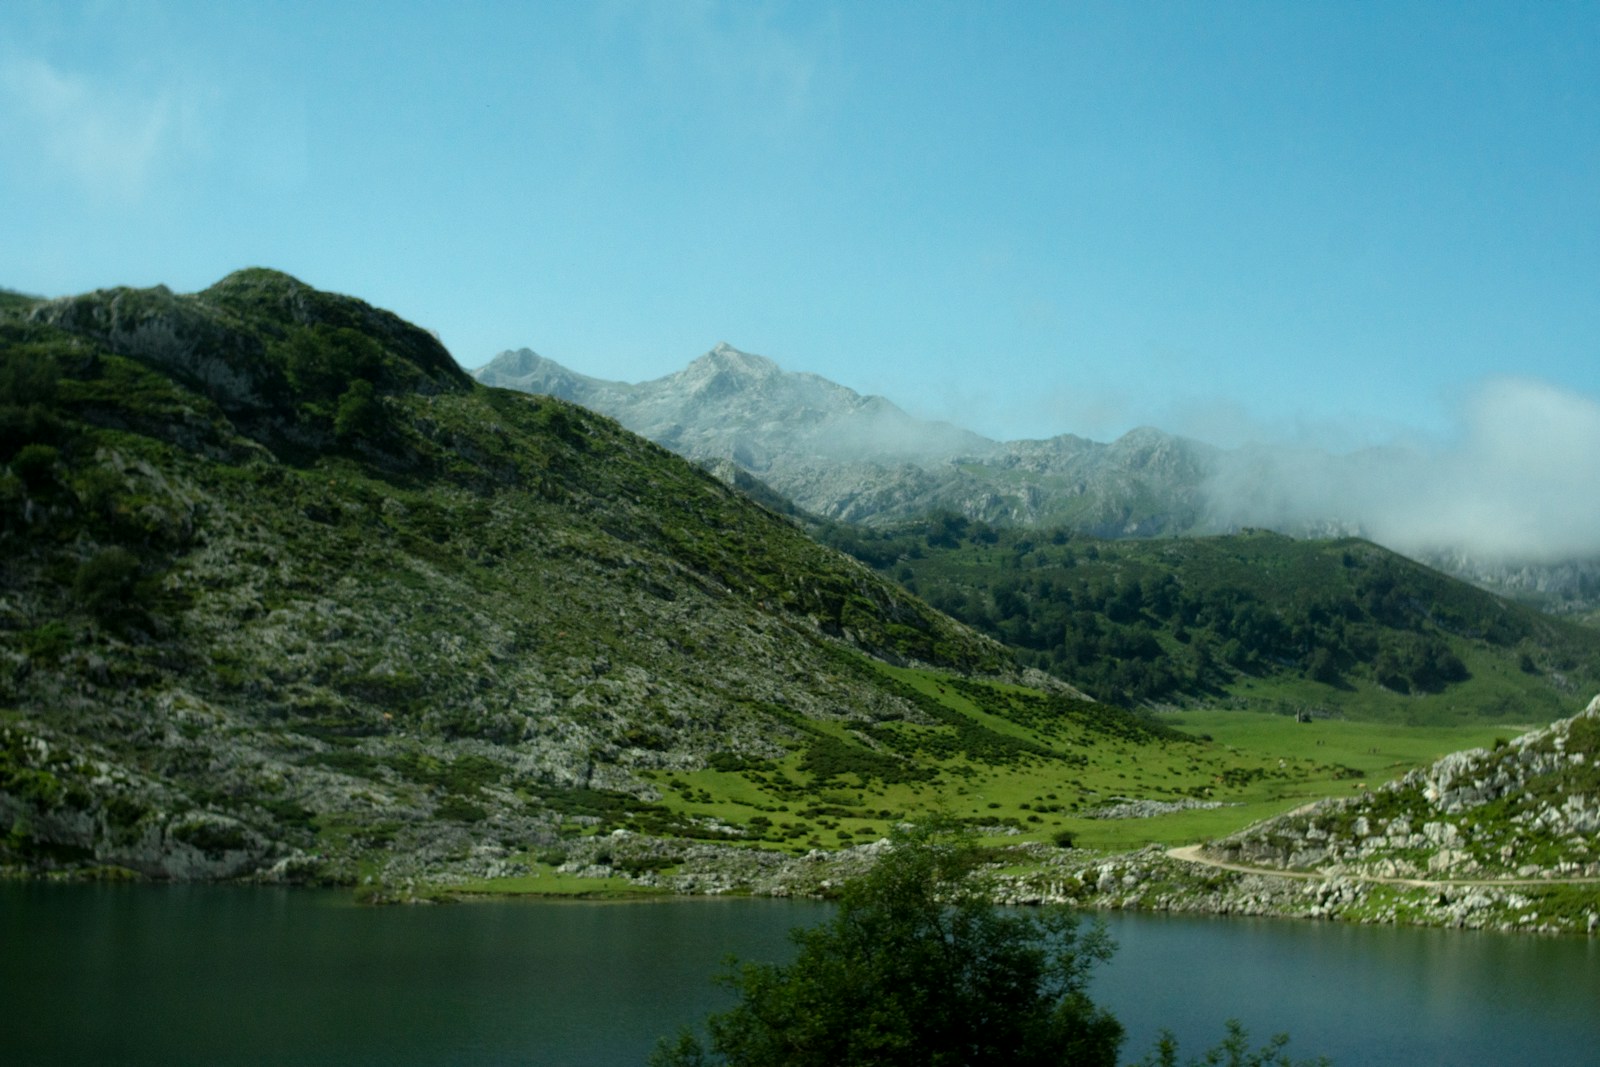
xmin=819 ymin=518 xmax=1600 ymax=723
xmin=0 ymin=270 xmax=1032 ymax=887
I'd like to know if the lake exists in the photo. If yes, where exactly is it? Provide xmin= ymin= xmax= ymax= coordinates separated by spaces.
xmin=4 ymin=883 xmax=1596 ymax=1066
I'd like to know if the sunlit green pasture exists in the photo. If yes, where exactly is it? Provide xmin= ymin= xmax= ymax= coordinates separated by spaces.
xmin=1160 ymin=709 xmax=1518 ymax=778
xmin=449 ymin=666 xmax=1544 ymax=896
xmin=634 ymin=672 xmax=1520 ymax=856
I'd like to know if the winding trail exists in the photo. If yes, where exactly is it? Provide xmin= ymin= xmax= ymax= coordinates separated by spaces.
xmin=1164 ymin=844 xmax=1600 ymax=890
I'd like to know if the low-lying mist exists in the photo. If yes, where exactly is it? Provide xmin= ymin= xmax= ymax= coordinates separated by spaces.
xmin=1201 ymin=378 xmax=1600 ymax=563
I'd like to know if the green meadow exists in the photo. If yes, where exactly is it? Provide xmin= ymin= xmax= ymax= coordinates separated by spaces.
xmin=446 ymin=664 xmax=1519 ymax=895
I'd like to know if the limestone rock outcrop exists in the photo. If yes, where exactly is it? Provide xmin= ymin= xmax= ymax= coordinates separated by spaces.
xmin=1208 ymin=694 xmax=1600 ymax=881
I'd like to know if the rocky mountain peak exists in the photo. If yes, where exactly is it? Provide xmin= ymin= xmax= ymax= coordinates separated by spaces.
xmin=476 ymin=347 xmax=1213 ymax=530
xmin=473 ymin=347 xmax=606 ymax=397
xmin=682 ymin=343 xmax=783 ymax=384
xmin=483 ymin=346 xmax=1597 ymax=606
xmin=488 ymin=348 xmax=550 ymax=377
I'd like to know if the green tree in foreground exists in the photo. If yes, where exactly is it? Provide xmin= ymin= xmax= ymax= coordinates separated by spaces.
xmin=652 ymin=820 xmax=1122 ymax=1067
xmin=652 ymin=821 xmax=1328 ymax=1067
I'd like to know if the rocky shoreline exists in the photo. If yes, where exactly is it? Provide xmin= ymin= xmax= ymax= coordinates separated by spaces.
xmin=9 ymin=797 xmax=1597 ymax=936
xmin=308 ymin=809 xmax=1593 ymax=936
xmin=13 ymin=689 xmax=1599 ymax=937
xmin=1001 ymin=844 xmax=1600 ymax=937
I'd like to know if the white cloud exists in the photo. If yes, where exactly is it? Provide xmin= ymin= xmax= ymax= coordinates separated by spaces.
xmin=0 ymin=55 xmax=190 ymax=203
xmin=600 ymin=0 xmax=840 ymax=141
xmin=1202 ymin=377 xmax=1600 ymax=562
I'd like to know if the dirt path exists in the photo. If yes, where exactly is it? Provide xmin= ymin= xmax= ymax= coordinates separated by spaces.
xmin=1164 ymin=844 xmax=1600 ymax=890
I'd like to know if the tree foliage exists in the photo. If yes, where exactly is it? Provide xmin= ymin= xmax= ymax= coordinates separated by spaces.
xmin=72 ymin=546 xmax=142 ymax=616
xmin=1131 ymin=1020 xmax=1330 ymax=1067
xmin=652 ymin=821 xmax=1124 ymax=1067
xmin=279 ymin=323 xmax=384 ymax=402
xmin=815 ymin=519 xmax=1600 ymax=710
xmin=655 ymin=822 xmax=1330 ymax=1067
xmin=334 ymin=378 xmax=384 ymax=442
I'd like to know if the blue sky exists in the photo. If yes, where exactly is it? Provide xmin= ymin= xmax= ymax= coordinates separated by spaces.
xmin=3 ymin=0 xmax=1596 ymax=452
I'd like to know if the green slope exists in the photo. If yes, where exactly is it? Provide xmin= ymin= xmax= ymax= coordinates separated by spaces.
xmin=819 ymin=519 xmax=1600 ymax=724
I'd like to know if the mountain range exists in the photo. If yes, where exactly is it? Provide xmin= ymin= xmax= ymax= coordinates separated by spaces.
xmin=3 ymin=272 xmax=1595 ymax=929
xmin=817 ymin=522 xmax=1600 ymax=720
xmin=474 ymin=345 xmax=1600 ymax=620
xmin=475 ymin=345 xmax=1214 ymax=535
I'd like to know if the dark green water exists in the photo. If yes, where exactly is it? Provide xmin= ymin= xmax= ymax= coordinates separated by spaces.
xmin=4 ymin=883 xmax=1596 ymax=1066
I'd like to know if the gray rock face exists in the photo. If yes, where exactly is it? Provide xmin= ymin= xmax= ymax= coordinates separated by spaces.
xmin=474 ymin=345 xmax=1217 ymax=534
xmin=1413 ymin=551 xmax=1600 ymax=621
xmin=479 ymin=344 xmax=991 ymax=468
xmin=1086 ymin=797 xmax=1226 ymax=820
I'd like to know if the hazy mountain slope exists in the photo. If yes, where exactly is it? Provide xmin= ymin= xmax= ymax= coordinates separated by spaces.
xmin=1412 ymin=550 xmax=1600 ymax=627
xmin=477 ymin=344 xmax=992 ymax=465
xmin=468 ymin=347 xmax=638 ymax=413
xmin=4 ymin=271 xmax=1076 ymax=886
xmin=474 ymin=345 xmax=1216 ymax=534
xmin=476 ymin=348 xmax=1600 ymax=619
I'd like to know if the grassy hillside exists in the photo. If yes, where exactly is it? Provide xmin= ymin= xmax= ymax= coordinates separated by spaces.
xmin=819 ymin=518 xmax=1600 ymax=724
xmin=0 ymin=270 xmax=1038 ymax=886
